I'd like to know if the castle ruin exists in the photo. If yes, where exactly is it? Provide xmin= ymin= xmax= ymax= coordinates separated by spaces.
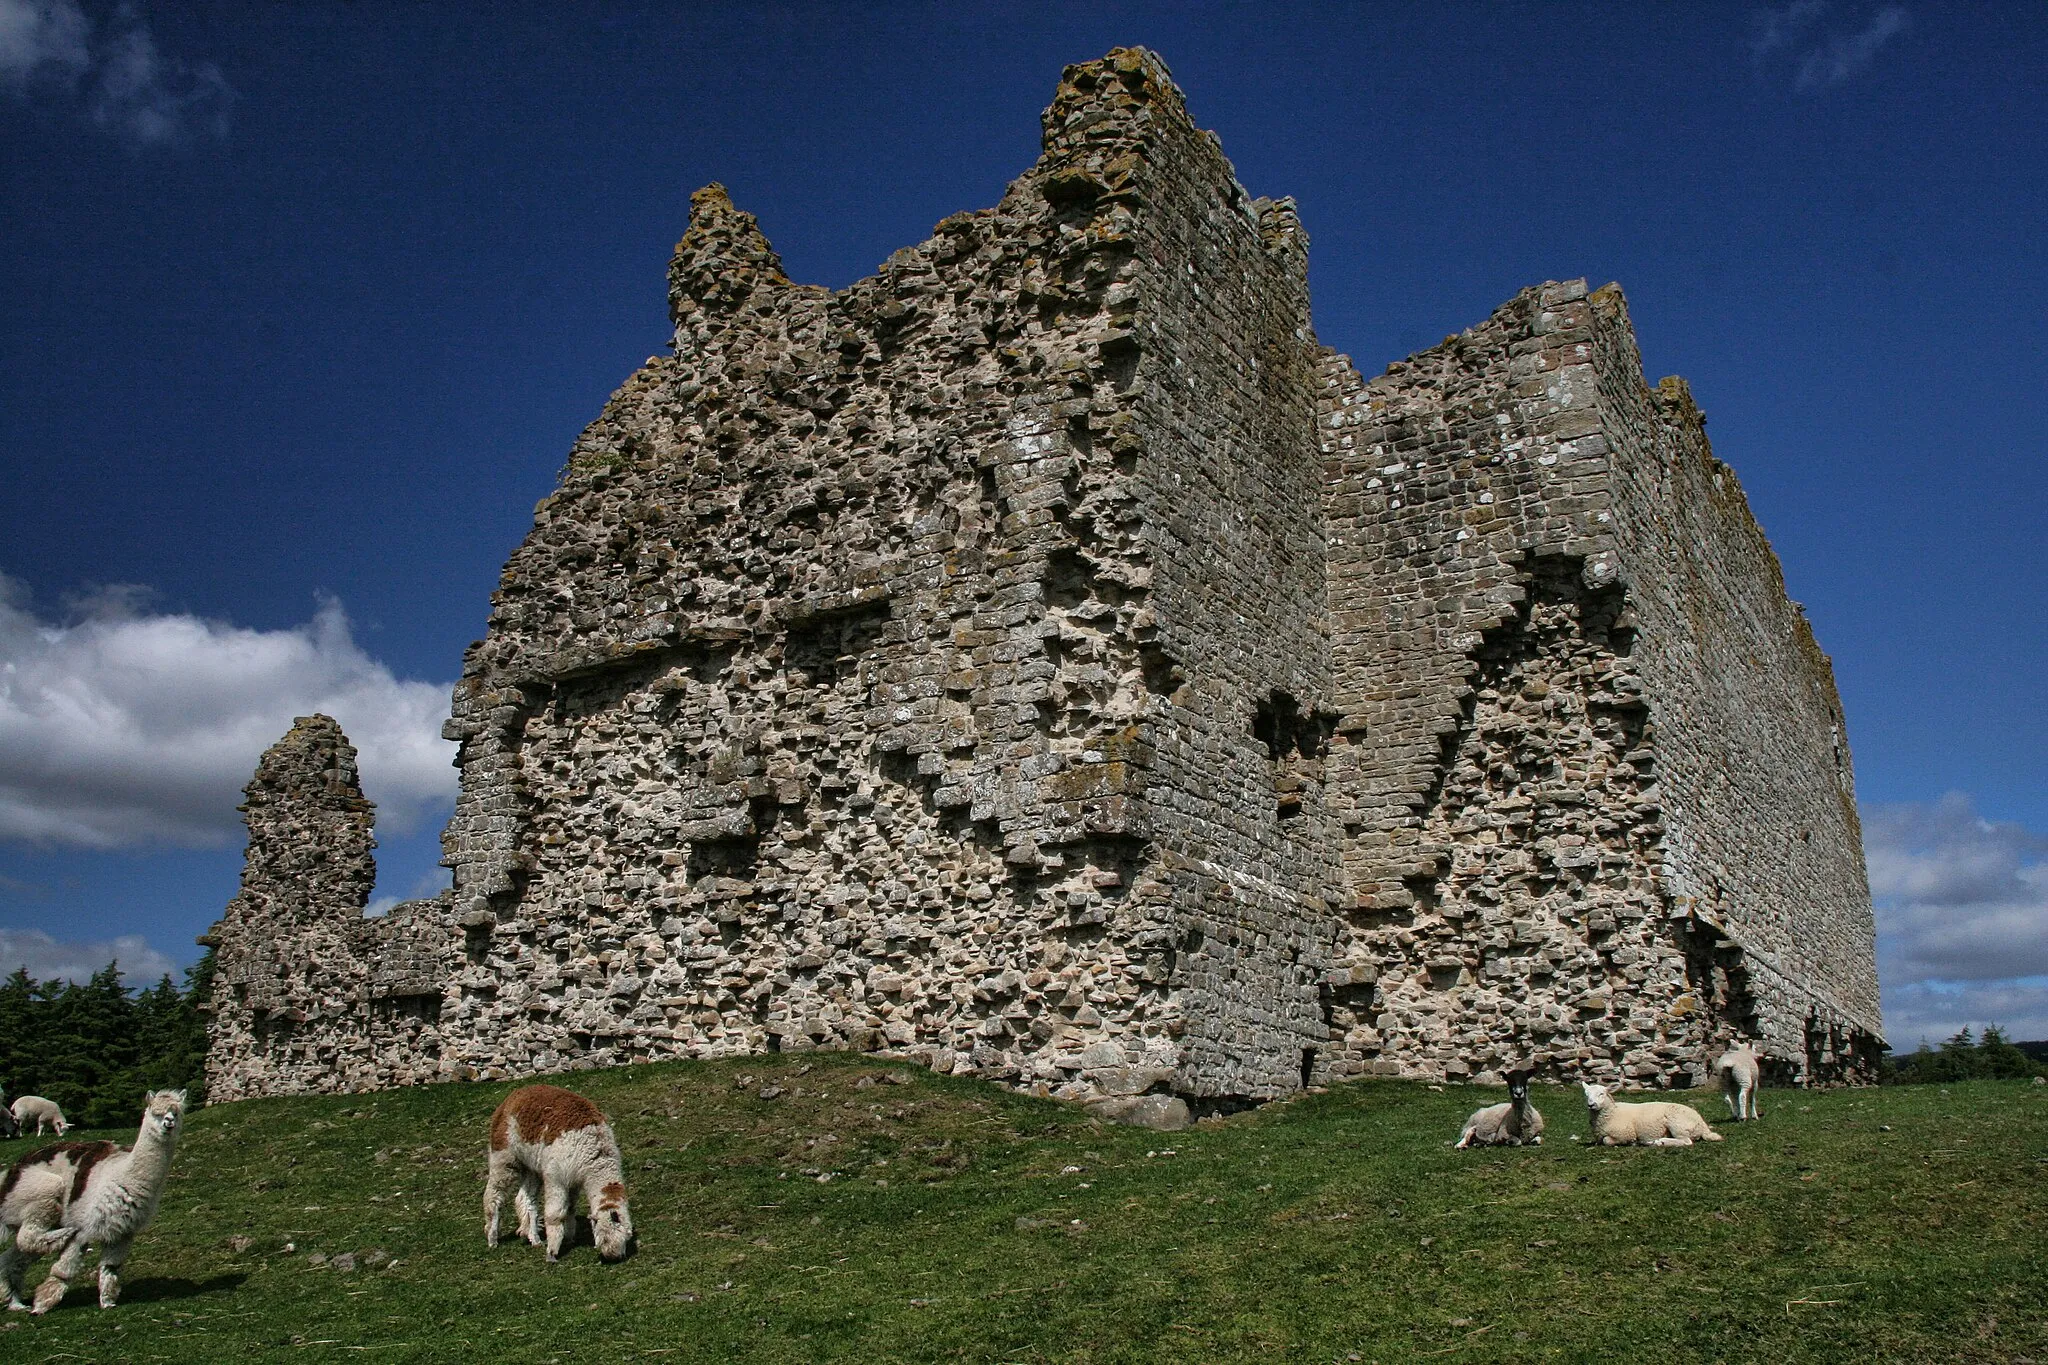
xmin=203 ymin=49 xmax=1883 ymax=1106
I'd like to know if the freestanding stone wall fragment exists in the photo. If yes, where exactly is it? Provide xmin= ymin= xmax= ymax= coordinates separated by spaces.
xmin=205 ymin=49 xmax=1882 ymax=1106
xmin=203 ymin=715 xmax=457 ymax=1099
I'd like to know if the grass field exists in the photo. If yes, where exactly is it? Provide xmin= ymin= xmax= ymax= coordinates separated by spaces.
xmin=2 ymin=1056 xmax=2043 ymax=1363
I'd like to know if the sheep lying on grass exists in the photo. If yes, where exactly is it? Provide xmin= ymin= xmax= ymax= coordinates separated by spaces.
xmin=1581 ymin=1082 xmax=1723 ymax=1146
xmin=0 ymin=1089 xmax=185 ymax=1312
xmin=1457 ymin=1068 xmax=1544 ymax=1148
xmin=484 ymin=1084 xmax=634 ymax=1262
xmin=8 ymin=1097 xmax=68 ymax=1138
xmin=1714 ymin=1044 xmax=1762 ymax=1121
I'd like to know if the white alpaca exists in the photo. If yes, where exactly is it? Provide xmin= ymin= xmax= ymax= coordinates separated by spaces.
xmin=9 ymin=1097 xmax=69 ymax=1138
xmin=483 ymin=1084 xmax=633 ymax=1262
xmin=0 ymin=1089 xmax=186 ymax=1312
xmin=1714 ymin=1044 xmax=1762 ymax=1121
xmin=1581 ymin=1082 xmax=1723 ymax=1147
xmin=1457 ymin=1067 xmax=1545 ymax=1148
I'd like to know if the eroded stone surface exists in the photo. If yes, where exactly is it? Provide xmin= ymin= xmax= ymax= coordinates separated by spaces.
xmin=204 ymin=49 xmax=1880 ymax=1109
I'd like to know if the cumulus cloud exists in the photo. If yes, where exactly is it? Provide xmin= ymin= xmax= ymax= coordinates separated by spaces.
xmin=367 ymin=865 xmax=453 ymax=920
xmin=0 ymin=0 xmax=232 ymax=146
xmin=0 ymin=0 xmax=89 ymax=89
xmin=1794 ymin=5 xmax=1911 ymax=90
xmin=1867 ymin=792 xmax=2048 ymax=1044
xmin=1751 ymin=0 xmax=1829 ymax=60
xmin=0 ymin=574 xmax=457 ymax=849
xmin=1880 ymin=978 xmax=2048 ymax=1054
xmin=0 ymin=925 xmax=180 ymax=985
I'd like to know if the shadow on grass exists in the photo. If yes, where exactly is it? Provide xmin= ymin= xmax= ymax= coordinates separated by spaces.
xmin=115 ymin=1272 xmax=249 ymax=1305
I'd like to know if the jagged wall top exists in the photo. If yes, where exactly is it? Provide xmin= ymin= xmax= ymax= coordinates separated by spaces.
xmin=226 ymin=713 xmax=375 ymax=927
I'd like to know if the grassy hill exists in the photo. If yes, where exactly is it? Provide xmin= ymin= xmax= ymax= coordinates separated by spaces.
xmin=2 ymin=1056 xmax=2043 ymax=1363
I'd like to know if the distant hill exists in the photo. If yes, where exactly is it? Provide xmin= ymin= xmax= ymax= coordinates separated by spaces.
xmin=2019 ymin=1040 xmax=2048 ymax=1063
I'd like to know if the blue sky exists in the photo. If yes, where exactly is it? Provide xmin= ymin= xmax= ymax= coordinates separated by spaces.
xmin=1 ymin=2 xmax=2042 ymax=1046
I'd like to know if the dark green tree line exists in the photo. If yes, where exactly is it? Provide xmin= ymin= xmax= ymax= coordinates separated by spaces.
xmin=1885 ymin=1025 xmax=2048 ymax=1084
xmin=0 ymin=952 xmax=212 ymax=1130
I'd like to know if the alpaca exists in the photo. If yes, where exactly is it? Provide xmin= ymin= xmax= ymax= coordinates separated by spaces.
xmin=1714 ymin=1044 xmax=1762 ymax=1121
xmin=9 ymin=1097 xmax=69 ymax=1138
xmin=1581 ymin=1082 xmax=1723 ymax=1147
xmin=0 ymin=1089 xmax=186 ymax=1312
xmin=484 ymin=1084 xmax=633 ymax=1262
xmin=1457 ymin=1067 xmax=1545 ymax=1148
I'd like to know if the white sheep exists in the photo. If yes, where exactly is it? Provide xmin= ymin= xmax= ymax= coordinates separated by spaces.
xmin=1714 ymin=1044 xmax=1762 ymax=1121
xmin=0 ymin=1089 xmax=186 ymax=1312
xmin=1580 ymin=1081 xmax=1723 ymax=1146
xmin=484 ymin=1083 xmax=633 ymax=1262
xmin=8 ymin=1097 xmax=69 ymax=1138
xmin=1456 ymin=1067 xmax=1545 ymax=1148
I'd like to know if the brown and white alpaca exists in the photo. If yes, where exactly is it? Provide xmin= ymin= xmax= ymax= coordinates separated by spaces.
xmin=8 ymin=1097 xmax=69 ymax=1138
xmin=0 ymin=1089 xmax=186 ymax=1312
xmin=1714 ymin=1044 xmax=1763 ymax=1121
xmin=484 ymin=1084 xmax=633 ymax=1262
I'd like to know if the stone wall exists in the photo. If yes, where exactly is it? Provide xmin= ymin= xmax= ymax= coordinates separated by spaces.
xmin=204 ymin=49 xmax=1880 ymax=1105
xmin=203 ymin=716 xmax=459 ymax=1099
xmin=1316 ymin=281 xmax=1880 ymax=1084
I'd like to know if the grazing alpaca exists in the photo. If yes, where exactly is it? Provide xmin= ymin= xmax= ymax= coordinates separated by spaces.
xmin=0 ymin=1089 xmax=186 ymax=1312
xmin=484 ymin=1084 xmax=633 ymax=1262
xmin=9 ymin=1097 xmax=69 ymax=1138
xmin=1714 ymin=1044 xmax=1762 ymax=1121
xmin=1457 ymin=1067 xmax=1545 ymax=1148
xmin=1581 ymin=1082 xmax=1722 ymax=1147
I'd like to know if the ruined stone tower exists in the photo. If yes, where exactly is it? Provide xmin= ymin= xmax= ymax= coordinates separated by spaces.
xmin=204 ymin=49 xmax=1882 ymax=1105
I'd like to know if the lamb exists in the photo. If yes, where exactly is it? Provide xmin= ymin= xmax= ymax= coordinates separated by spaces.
xmin=0 ymin=1089 xmax=186 ymax=1313
xmin=1714 ymin=1044 xmax=1762 ymax=1121
xmin=1456 ymin=1067 xmax=1545 ymax=1148
xmin=1581 ymin=1081 xmax=1723 ymax=1147
xmin=484 ymin=1084 xmax=633 ymax=1262
xmin=8 ymin=1097 xmax=69 ymax=1138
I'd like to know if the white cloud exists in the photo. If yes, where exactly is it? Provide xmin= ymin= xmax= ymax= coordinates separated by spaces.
xmin=0 ymin=925 xmax=180 ymax=985
xmin=1866 ymin=792 xmax=2048 ymax=1044
xmin=366 ymin=865 xmax=453 ymax=919
xmin=1880 ymin=978 xmax=2048 ymax=1053
xmin=1795 ymin=5 xmax=1911 ymax=90
xmin=0 ymin=0 xmax=231 ymax=146
xmin=0 ymin=0 xmax=89 ymax=89
xmin=0 ymin=574 xmax=457 ymax=850
xmin=87 ymin=4 xmax=230 ymax=146
xmin=1751 ymin=1 xmax=1829 ymax=60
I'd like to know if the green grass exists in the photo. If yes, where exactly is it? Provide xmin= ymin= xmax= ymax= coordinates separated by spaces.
xmin=2 ymin=1058 xmax=2043 ymax=1362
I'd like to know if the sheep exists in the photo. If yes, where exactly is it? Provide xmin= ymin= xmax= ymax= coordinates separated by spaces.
xmin=484 ymin=1084 xmax=633 ymax=1262
xmin=8 ymin=1097 xmax=68 ymax=1138
xmin=0 ymin=1089 xmax=186 ymax=1312
xmin=1456 ymin=1067 xmax=1545 ymax=1148
xmin=1714 ymin=1044 xmax=1762 ymax=1121
xmin=1580 ymin=1082 xmax=1723 ymax=1147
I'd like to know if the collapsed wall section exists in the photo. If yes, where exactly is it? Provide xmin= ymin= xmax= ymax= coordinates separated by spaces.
xmin=1318 ymin=281 xmax=1879 ymax=1084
